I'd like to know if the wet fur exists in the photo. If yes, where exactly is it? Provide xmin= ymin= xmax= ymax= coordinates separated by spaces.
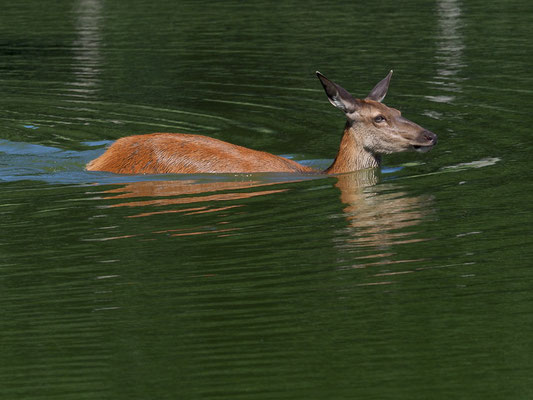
xmin=86 ymin=133 xmax=314 ymax=174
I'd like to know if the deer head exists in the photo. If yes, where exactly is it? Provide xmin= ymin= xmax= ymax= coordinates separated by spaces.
xmin=317 ymin=71 xmax=437 ymax=173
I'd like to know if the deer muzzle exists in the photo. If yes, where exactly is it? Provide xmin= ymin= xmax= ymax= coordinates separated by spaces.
xmin=412 ymin=130 xmax=437 ymax=152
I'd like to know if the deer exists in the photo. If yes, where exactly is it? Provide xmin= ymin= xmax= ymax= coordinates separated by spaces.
xmin=86 ymin=71 xmax=437 ymax=175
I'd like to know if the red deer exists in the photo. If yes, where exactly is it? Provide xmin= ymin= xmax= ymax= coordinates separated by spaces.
xmin=86 ymin=71 xmax=437 ymax=174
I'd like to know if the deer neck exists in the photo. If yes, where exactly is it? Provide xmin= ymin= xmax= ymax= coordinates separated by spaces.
xmin=324 ymin=122 xmax=381 ymax=174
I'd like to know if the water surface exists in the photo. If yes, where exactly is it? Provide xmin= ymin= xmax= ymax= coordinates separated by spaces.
xmin=1 ymin=0 xmax=532 ymax=399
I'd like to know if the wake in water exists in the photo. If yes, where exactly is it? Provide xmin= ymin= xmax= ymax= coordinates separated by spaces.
xmin=0 ymin=139 xmax=326 ymax=185
xmin=0 ymin=139 xmax=113 ymax=184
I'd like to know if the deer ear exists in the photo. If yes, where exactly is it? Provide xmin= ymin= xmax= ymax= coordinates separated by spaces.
xmin=316 ymin=72 xmax=359 ymax=114
xmin=366 ymin=70 xmax=393 ymax=102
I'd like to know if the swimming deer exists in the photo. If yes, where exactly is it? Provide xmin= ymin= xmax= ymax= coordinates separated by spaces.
xmin=86 ymin=71 xmax=437 ymax=174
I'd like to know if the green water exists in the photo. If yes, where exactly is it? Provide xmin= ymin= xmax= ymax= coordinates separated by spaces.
xmin=1 ymin=0 xmax=532 ymax=399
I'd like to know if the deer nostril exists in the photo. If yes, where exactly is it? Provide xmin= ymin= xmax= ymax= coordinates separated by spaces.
xmin=423 ymin=131 xmax=437 ymax=143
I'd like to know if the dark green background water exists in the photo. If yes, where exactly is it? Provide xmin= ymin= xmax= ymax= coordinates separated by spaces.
xmin=1 ymin=0 xmax=532 ymax=399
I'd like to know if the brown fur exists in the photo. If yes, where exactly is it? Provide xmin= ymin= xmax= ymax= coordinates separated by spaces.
xmin=86 ymin=133 xmax=314 ymax=174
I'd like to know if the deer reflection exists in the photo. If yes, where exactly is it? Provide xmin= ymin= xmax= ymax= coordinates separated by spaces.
xmin=94 ymin=178 xmax=291 ymax=237
xmin=100 ymin=179 xmax=288 ymax=211
xmin=94 ymin=168 xmax=433 ymax=245
xmin=333 ymin=169 xmax=434 ymax=270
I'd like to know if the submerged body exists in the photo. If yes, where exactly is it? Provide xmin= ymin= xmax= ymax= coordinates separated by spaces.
xmin=86 ymin=71 xmax=437 ymax=175
xmin=86 ymin=133 xmax=313 ymax=174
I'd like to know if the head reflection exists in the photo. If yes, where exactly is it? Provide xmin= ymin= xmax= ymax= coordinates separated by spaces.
xmin=333 ymin=169 xmax=434 ymax=272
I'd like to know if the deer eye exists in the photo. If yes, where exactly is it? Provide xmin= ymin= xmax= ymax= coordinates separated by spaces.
xmin=374 ymin=115 xmax=386 ymax=123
